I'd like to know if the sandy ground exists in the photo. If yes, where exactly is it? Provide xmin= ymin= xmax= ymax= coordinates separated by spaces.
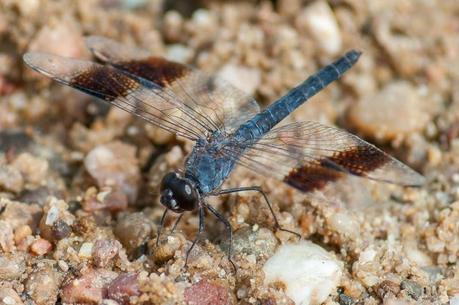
xmin=1 ymin=0 xmax=459 ymax=304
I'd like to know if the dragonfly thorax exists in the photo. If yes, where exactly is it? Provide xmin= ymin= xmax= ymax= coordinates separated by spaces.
xmin=160 ymin=172 xmax=200 ymax=213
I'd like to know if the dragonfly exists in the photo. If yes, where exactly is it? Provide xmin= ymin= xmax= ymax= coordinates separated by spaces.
xmin=23 ymin=37 xmax=425 ymax=269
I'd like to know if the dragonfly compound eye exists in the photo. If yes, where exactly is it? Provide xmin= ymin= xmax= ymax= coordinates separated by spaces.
xmin=160 ymin=172 xmax=199 ymax=212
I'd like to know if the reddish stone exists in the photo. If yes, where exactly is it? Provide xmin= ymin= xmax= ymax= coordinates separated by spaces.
xmin=106 ymin=273 xmax=140 ymax=305
xmin=92 ymin=239 xmax=121 ymax=267
xmin=61 ymin=269 xmax=117 ymax=304
xmin=30 ymin=238 xmax=52 ymax=255
xmin=184 ymin=280 xmax=231 ymax=305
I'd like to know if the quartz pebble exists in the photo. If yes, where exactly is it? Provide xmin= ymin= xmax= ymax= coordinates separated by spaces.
xmin=0 ymin=199 xmax=41 ymax=231
xmin=232 ymin=226 xmax=278 ymax=258
xmin=114 ymin=212 xmax=152 ymax=255
xmin=0 ymin=254 xmax=26 ymax=280
xmin=27 ymin=16 xmax=87 ymax=69
xmin=84 ymin=141 xmax=140 ymax=203
xmin=11 ymin=153 xmax=49 ymax=188
xmin=0 ymin=165 xmax=23 ymax=193
xmin=0 ymin=220 xmax=15 ymax=252
xmin=263 ymin=241 xmax=343 ymax=305
xmin=39 ymin=198 xmax=74 ymax=242
xmin=92 ymin=239 xmax=122 ymax=268
xmin=296 ymin=1 xmax=342 ymax=55
xmin=25 ymin=265 xmax=61 ymax=305
xmin=83 ymin=187 xmax=128 ymax=212
xmin=349 ymin=81 xmax=429 ymax=140
xmin=0 ymin=287 xmax=23 ymax=305
xmin=217 ymin=64 xmax=261 ymax=95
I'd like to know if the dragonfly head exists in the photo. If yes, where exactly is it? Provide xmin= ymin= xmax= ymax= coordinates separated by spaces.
xmin=160 ymin=172 xmax=199 ymax=213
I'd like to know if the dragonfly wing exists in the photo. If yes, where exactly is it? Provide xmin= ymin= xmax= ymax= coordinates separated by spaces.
xmin=85 ymin=36 xmax=260 ymax=133
xmin=23 ymin=52 xmax=208 ymax=141
xmin=227 ymin=121 xmax=425 ymax=194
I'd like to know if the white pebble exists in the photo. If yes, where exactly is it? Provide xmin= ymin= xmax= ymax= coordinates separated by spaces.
xmin=450 ymin=295 xmax=459 ymax=305
xmin=298 ymin=1 xmax=342 ymax=55
xmin=326 ymin=210 xmax=360 ymax=239
xmin=45 ymin=206 xmax=59 ymax=226
xmin=263 ymin=241 xmax=342 ymax=305
xmin=78 ymin=242 xmax=93 ymax=259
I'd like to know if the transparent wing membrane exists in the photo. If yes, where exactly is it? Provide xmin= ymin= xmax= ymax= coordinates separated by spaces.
xmin=225 ymin=121 xmax=425 ymax=193
xmin=85 ymin=36 xmax=260 ymax=134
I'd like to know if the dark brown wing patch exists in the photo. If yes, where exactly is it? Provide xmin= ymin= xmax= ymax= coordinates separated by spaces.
xmin=113 ymin=57 xmax=190 ymax=87
xmin=284 ymin=145 xmax=390 ymax=192
xmin=284 ymin=163 xmax=345 ymax=193
xmin=70 ymin=66 xmax=140 ymax=101
xmin=324 ymin=145 xmax=390 ymax=176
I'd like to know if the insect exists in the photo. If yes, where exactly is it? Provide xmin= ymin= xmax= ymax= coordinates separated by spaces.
xmin=23 ymin=37 xmax=425 ymax=269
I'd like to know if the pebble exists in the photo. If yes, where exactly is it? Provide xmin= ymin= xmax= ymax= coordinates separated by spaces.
xmin=106 ymin=273 xmax=140 ymax=305
xmin=0 ymin=165 xmax=23 ymax=193
xmin=25 ymin=265 xmax=61 ymax=305
xmin=114 ymin=212 xmax=152 ymax=255
xmin=26 ymin=16 xmax=87 ymax=67
xmin=0 ymin=288 xmax=23 ymax=305
xmin=82 ymin=187 xmax=128 ymax=213
xmin=0 ymin=129 xmax=32 ymax=153
xmin=263 ymin=241 xmax=343 ymax=305
xmin=0 ymin=220 xmax=15 ymax=252
xmin=376 ymin=280 xmax=400 ymax=299
xmin=400 ymin=280 xmax=422 ymax=300
xmin=0 ymin=254 xmax=26 ymax=280
xmin=11 ymin=153 xmax=49 ymax=188
xmin=451 ymin=295 xmax=459 ymax=305
xmin=295 ymin=1 xmax=342 ymax=55
xmin=153 ymin=234 xmax=183 ymax=264
xmin=326 ymin=210 xmax=360 ymax=240
xmin=79 ymin=242 xmax=94 ymax=259
xmin=349 ymin=81 xmax=429 ymax=141
xmin=0 ymin=199 xmax=41 ymax=230
xmin=61 ymin=269 xmax=118 ymax=304
xmin=232 ymin=226 xmax=278 ymax=258
xmin=30 ymin=238 xmax=52 ymax=256
xmin=39 ymin=198 xmax=74 ymax=242
xmin=84 ymin=141 xmax=140 ymax=203
xmin=92 ymin=239 xmax=122 ymax=268
xmin=184 ymin=280 xmax=232 ymax=305
xmin=217 ymin=64 xmax=261 ymax=95
xmin=14 ymin=224 xmax=32 ymax=245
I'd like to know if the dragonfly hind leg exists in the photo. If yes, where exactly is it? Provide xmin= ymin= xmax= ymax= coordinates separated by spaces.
xmin=216 ymin=186 xmax=301 ymax=240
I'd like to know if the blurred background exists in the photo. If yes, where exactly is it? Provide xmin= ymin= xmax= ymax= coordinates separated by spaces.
xmin=1 ymin=0 xmax=459 ymax=304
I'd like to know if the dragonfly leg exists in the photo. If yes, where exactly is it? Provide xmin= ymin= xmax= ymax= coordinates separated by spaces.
xmin=217 ymin=186 xmax=301 ymax=240
xmin=156 ymin=208 xmax=168 ymax=246
xmin=184 ymin=206 xmax=205 ymax=267
xmin=171 ymin=213 xmax=185 ymax=232
xmin=205 ymin=203 xmax=237 ymax=273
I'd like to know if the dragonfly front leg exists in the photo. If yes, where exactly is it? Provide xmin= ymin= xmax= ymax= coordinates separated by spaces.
xmin=216 ymin=186 xmax=301 ymax=239
xmin=205 ymin=203 xmax=237 ymax=273
xmin=184 ymin=206 xmax=205 ymax=267
xmin=156 ymin=209 xmax=168 ymax=247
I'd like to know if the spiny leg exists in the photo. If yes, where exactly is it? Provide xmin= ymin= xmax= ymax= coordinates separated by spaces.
xmin=205 ymin=203 xmax=237 ymax=273
xmin=217 ymin=186 xmax=301 ymax=239
xmin=184 ymin=206 xmax=205 ymax=267
xmin=156 ymin=208 xmax=168 ymax=246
